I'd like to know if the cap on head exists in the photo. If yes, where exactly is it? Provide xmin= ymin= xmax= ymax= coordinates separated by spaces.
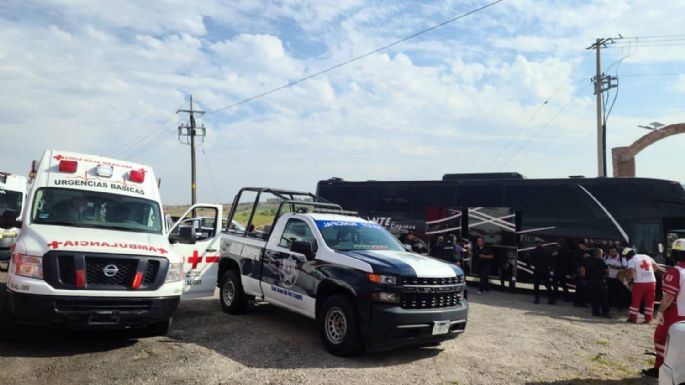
xmin=672 ymin=239 xmax=685 ymax=252
xmin=622 ymin=247 xmax=635 ymax=257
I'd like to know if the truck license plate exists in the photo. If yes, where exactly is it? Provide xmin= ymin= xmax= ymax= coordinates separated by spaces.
xmin=432 ymin=320 xmax=450 ymax=335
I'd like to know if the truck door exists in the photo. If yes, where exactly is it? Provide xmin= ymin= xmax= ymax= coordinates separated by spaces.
xmin=261 ymin=218 xmax=317 ymax=318
xmin=169 ymin=204 xmax=223 ymax=299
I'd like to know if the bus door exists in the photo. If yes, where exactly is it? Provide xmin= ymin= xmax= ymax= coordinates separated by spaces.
xmin=467 ymin=207 xmax=518 ymax=288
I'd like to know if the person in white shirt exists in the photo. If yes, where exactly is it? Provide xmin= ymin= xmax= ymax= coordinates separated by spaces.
xmin=624 ymin=248 xmax=660 ymax=323
xmin=604 ymin=246 xmax=629 ymax=309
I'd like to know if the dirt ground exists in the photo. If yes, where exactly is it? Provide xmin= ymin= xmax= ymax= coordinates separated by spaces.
xmin=0 ymin=284 xmax=659 ymax=385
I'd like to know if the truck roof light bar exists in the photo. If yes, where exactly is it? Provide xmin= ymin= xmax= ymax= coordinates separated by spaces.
xmin=59 ymin=160 xmax=78 ymax=173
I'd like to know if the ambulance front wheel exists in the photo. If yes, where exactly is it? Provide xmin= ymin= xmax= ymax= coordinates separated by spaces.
xmin=220 ymin=270 xmax=247 ymax=314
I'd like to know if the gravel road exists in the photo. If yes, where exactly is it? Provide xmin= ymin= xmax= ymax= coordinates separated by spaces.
xmin=0 ymin=285 xmax=659 ymax=385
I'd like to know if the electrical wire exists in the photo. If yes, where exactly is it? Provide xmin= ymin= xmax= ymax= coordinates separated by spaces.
xmin=205 ymin=0 xmax=505 ymax=115
xmin=199 ymin=142 xmax=221 ymax=203
xmin=111 ymin=103 xmax=185 ymax=159
xmin=484 ymin=50 xmax=593 ymax=171
xmin=123 ymin=115 xmax=182 ymax=160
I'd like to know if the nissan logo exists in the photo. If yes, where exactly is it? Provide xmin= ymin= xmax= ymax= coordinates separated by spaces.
xmin=103 ymin=264 xmax=119 ymax=277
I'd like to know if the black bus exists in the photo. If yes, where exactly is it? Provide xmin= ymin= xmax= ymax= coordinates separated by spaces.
xmin=316 ymin=174 xmax=685 ymax=284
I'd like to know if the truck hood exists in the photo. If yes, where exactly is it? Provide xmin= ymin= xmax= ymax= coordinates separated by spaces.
xmin=17 ymin=224 xmax=173 ymax=258
xmin=339 ymin=249 xmax=461 ymax=278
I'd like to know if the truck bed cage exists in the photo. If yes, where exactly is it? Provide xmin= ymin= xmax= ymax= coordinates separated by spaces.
xmin=225 ymin=187 xmax=350 ymax=239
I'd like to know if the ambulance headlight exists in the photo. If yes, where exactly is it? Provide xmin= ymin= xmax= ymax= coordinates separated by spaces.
xmin=166 ymin=262 xmax=183 ymax=282
xmin=12 ymin=254 xmax=43 ymax=279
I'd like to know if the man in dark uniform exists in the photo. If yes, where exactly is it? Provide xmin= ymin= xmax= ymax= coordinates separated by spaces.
xmin=583 ymin=247 xmax=610 ymax=317
xmin=474 ymin=237 xmax=494 ymax=294
xmin=551 ymin=244 xmax=570 ymax=301
xmin=531 ymin=242 xmax=556 ymax=304
xmin=573 ymin=242 xmax=590 ymax=307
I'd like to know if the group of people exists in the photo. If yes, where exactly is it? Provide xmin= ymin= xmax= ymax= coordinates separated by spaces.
xmin=527 ymin=239 xmax=685 ymax=378
xmin=404 ymin=230 xmax=685 ymax=379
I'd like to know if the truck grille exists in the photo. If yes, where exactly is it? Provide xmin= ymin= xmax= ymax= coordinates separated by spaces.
xmin=42 ymin=251 xmax=167 ymax=291
xmin=400 ymin=276 xmax=463 ymax=286
xmin=401 ymin=291 xmax=462 ymax=309
xmin=400 ymin=275 xmax=464 ymax=309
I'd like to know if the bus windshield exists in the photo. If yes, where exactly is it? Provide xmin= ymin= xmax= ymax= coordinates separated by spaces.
xmin=32 ymin=188 xmax=162 ymax=234
xmin=315 ymin=220 xmax=404 ymax=252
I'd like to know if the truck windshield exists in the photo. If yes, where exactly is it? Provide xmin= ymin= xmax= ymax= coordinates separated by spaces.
xmin=315 ymin=220 xmax=404 ymax=252
xmin=31 ymin=188 xmax=162 ymax=234
xmin=0 ymin=189 xmax=22 ymax=219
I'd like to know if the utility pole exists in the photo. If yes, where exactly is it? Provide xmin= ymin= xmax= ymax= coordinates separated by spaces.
xmin=587 ymin=37 xmax=620 ymax=177
xmin=177 ymin=95 xmax=205 ymax=205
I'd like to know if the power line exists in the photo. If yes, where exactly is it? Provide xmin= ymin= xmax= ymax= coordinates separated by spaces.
xmin=206 ymin=0 xmax=505 ymax=115
xmin=496 ymin=101 xmax=572 ymax=171
xmin=111 ymin=104 xmax=185 ymax=159
xmin=619 ymin=72 xmax=684 ymax=77
xmin=484 ymin=51 xmax=592 ymax=171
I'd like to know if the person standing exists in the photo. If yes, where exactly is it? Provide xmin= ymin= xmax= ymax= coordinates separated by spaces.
xmin=605 ymin=246 xmax=629 ymax=309
xmin=624 ymin=248 xmax=660 ymax=323
xmin=531 ymin=242 xmax=555 ymax=304
xmin=474 ymin=237 xmax=494 ymax=294
xmin=551 ymin=244 xmax=570 ymax=301
xmin=642 ymin=239 xmax=685 ymax=378
xmin=583 ymin=247 xmax=610 ymax=317
xmin=573 ymin=242 xmax=591 ymax=307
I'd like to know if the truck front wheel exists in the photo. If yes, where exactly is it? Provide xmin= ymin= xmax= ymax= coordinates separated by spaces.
xmin=319 ymin=294 xmax=363 ymax=356
xmin=220 ymin=270 xmax=247 ymax=314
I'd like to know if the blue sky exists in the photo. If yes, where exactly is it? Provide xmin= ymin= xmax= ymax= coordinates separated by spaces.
xmin=1 ymin=0 xmax=684 ymax=204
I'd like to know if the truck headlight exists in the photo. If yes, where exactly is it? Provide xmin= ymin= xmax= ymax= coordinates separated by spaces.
xmin=166 ymin=262 xmax=183 ymax=282
xmin=12 ymin=254 xmax=43 ymax=279
xmin=367 ymin=273 xmax=397 ymax=285
xmin=371 ymin=291 xmax=400 ymax=304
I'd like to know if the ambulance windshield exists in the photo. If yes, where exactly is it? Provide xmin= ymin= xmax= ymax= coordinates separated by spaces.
xmin=0 ymin=189 xmax=22 ymax=218
xmin=31 ymin=188 xmax=162 ymax=234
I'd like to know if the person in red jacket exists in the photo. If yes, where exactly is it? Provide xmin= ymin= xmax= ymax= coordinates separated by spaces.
xmin=642 ymin=239 xmax=685 ymax=378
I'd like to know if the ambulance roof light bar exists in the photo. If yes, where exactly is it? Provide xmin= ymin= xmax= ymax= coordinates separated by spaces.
xmin=129 ymin=169 xmax=145 ymax=183
xmin=96 ymin=164 xmax=114 ymax=178
xmin=58 ymin=160 xmax=78 ymax=173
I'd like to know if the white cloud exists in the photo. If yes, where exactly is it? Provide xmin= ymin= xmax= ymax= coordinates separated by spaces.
xmin=1 ymin=0 xmax=684 ymax=203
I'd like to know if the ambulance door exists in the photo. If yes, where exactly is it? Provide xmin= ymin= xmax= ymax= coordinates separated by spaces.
xmin=169 ymin=204 xmax=223 ymax=299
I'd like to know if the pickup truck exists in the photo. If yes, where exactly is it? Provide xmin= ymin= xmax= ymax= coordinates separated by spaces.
xmin=217 ymin=188 xmax=468 ymax=356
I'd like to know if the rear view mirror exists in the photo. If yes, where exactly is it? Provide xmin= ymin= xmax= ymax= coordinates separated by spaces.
xmin=290 ymin=240 xmax=315 ymax=260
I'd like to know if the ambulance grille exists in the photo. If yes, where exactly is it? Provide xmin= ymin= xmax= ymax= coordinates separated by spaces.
xmin=144 ymin=260 xmax=160 ymax=284
xmin=57 ymin=255 xmax=76 ymax=285
xmin=86 ymin=257 xmax=137 ymax=286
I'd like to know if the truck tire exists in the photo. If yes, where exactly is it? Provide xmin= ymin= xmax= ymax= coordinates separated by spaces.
xmin=319 ymin=294 xmax=363 ymax=356
xmin=147 ymin=317 xmax=172 ymax=337
xmin=220 ymin=270 xmax=247 ymax=314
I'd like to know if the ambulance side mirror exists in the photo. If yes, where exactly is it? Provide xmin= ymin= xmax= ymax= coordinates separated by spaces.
xmin=178 ymin=226 xmax=197 ymax=245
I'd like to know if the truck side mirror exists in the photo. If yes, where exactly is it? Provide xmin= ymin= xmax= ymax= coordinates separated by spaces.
xmin=178 ymin=226 xmax=197 ymax=245
xmin=290 ymin=240 xmax=315 ymax=260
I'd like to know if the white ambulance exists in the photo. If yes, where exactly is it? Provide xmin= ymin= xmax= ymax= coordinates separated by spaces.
xmin=3 ymin=150 xmax=222 ymax=334
xmin=0 ymin=172 xmax=27 ymax=264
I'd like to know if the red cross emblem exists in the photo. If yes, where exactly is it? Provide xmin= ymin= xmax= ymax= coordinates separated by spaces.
xmin=640 ymin=259 xmax=651 ymax=271
xmin=158 ymin=248 xmax=168 ymax=255
xmin=53 ymin=155 xmax=64 ymax=161
xmin=47 ymin=241 xmax=62 ymax=249
xmin=187 ymin=250 xmax=202 ymax=270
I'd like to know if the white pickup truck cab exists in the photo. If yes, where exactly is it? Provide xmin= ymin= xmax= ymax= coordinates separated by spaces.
xmin=3 ymin=150 xmax=222 ymax=334
xmin=0 ymin=172 xmax=27 ymax=262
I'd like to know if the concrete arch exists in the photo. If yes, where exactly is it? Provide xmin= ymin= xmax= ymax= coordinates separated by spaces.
xmin=612 ymin=123 xmax=685 ymax=177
